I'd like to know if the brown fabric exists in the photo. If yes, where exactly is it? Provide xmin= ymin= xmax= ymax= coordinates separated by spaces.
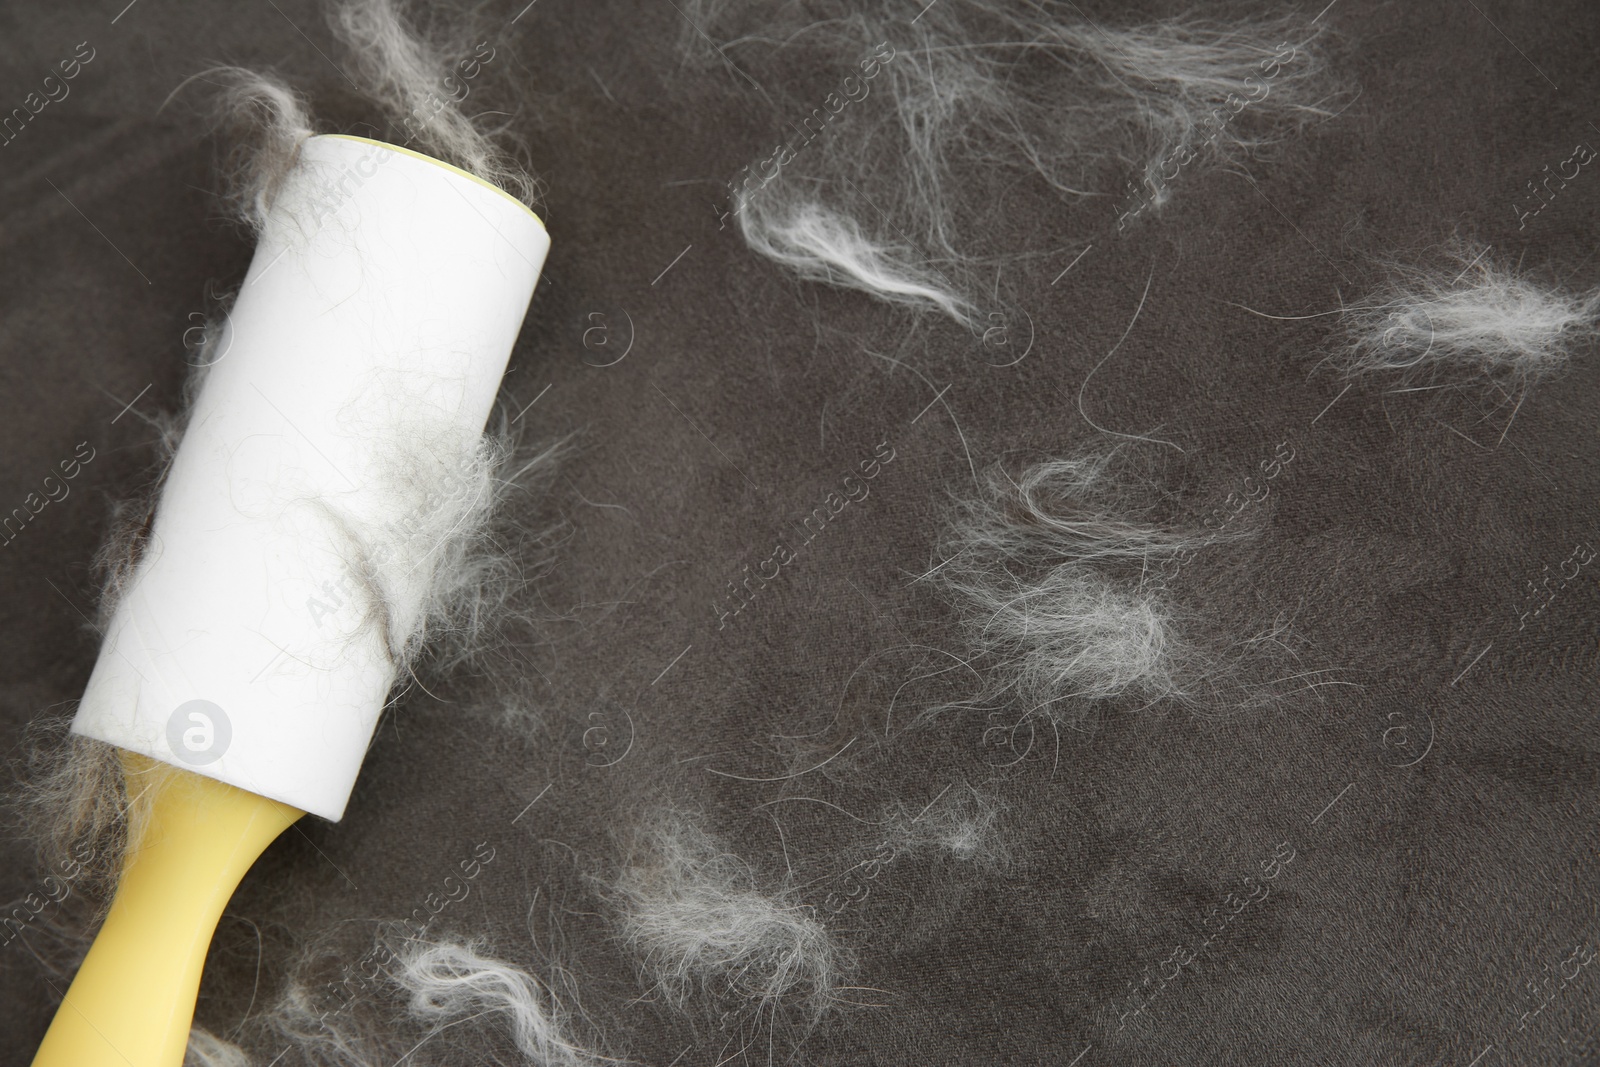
xmin=1 ymin=1 xmax=1597 ymax=1063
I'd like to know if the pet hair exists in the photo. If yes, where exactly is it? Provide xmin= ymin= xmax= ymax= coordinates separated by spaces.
xmin=11 ymin=0 xmax=560 ymax=976
xmin=880 ymin=782 xmax=1011 ymax=869
xmin=1331 ymin=242 xmax=1600 ymax=386
xmin=183 ymin=935 xmax=605 ymax=1066
xmin=192 ymin=0 xmax=539 ymax=233
xmin=609 ymin=811 xmax=845 ymax=1026
xmin=927 ymin=451 xmax=1211 ymax=719
xmin=184 ymin=1028 xmax=252 ymax=1067
xmin=198 ymin=68 xmax=317 ymax=233
xmin=697 ymin=1 xmax=1340 ymax=327
xmin=328 ymin=0 xmax=542 ymax=206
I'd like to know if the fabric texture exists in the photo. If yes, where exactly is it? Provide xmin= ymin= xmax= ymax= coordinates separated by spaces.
xmin=1 ymin=1 xmax=1596 ymax=1063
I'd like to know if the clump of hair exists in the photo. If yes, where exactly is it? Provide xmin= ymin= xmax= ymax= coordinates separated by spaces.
xmin=184 ymin=1027 xmax=252 ymax=1067
xmin=328 ymin=0 xmax=541 ymax=206
xmin=327 ymin=418 xmax=565 ymax=685
xmin=927 ymin=451 xmax=1211 ymax=720
xmin=1332 ymin=243 xmax=1600 ymax=386
xmin=198 ymin=67 xmax=317 ymax=232
xmin=739 ymin=201 xmax=980 ymax=326
xmin=608 ymin=812 xmax=845 ymax=1027
xmin=693 ymin=1 xmax=1341 ymax=327
xmin=2 ymin=726 xmax=207 ymax=983
xmin=881 ymin=782 xmax=1011 ymax=869
xmin=396 ymin=939 xmax=601 ymax=1066
xmin=6 ymin=721 xmax=133 ymax=911
xmin=182 ymin=934 xmax=605 ymax=1066
xmin=186 ymin=0 xmax=538 ymax=233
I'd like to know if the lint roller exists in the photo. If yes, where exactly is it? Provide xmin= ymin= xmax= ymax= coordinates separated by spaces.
xmin=32 ymin=134 xmax=548 ymax=1066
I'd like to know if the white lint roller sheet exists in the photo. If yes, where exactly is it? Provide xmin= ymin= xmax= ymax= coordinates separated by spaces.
xmin=72 ymin=134 xmax=549 ymax=821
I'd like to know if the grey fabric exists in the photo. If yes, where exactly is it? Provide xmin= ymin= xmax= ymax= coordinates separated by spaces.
xmin=2 ymin=1 xmax=1597 ymax=1063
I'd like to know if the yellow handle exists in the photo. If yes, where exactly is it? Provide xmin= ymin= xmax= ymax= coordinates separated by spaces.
xmin=31 ymin=754 xmax=303 ymax=1067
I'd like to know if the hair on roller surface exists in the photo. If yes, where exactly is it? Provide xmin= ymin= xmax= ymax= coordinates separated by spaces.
xmin=927 ymin=452 xmax=1213 ymax=720
xmin=1330 ymin=243 xmax=1600 ymax=386
xmin=321 ymin=420 xmax=566 ymax=685
xmin=608 ymin=812 xmax=846 ymax=1028
xmin=10 ymin=0 xmax=559 ymax=1011
xmin=9 ymin=419 xmax=560 ymax=932
xmin=693 ymin=1 xmax=1340 ymax=327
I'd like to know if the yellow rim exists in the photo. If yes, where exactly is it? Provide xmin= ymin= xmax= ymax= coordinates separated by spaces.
xmin=321 ymin=133 xmax=546 ymax=230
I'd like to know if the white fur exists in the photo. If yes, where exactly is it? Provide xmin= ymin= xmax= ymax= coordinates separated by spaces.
xmin=201 ymin=68 xmax=316 ymax=232
xmin=349 ymin=424 xmax=562 ymax=681
xmin=737 ymin=200 xmax=977 ymax=324
xmin=185 ymin=1028 xmax=252 ymax=1067
xmin=1335 ymin=244 xmax=1600 ymax=384
xmin=189 ymin=935 xmax=605 ymax=1066
xmin=11 ymin=722 xmax=131 ymax=908
xmin=329 ymin=0 xmax=540 ymax=206
xmin=191 ymin=0 xmax=537 ymax=233
xmin=388 ymin=939 xmax=599 ymax=1067
xmin=696 ymin=2 xmax=1338 ymax=327
xmin=929 ymin=453 xmax=1209 ymax=716
xmin=610 ymin=813 xmax=844 ymax=1024
xmin=883 ymin=783 xmax=1010 ymax=868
